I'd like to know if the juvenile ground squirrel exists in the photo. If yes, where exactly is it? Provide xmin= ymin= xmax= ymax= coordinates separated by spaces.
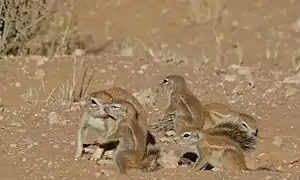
xmin=75 ymin=87 xmax=148 ymax=161
xmin=75 ymin=91 xmax=117 ymax=161
xmin=101 ymin=99 xmax=160 ymax=174
xmin=175 ymin=118 xmax=257 ymax=153
xmin=159 ymin=75 xmax=213 ymax=134
xmin=177 ymin=129 xmax=279 ymax=172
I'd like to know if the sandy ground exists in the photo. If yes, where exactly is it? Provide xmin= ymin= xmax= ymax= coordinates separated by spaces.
xmin=1 ymin=0 xmax=300 ymax=179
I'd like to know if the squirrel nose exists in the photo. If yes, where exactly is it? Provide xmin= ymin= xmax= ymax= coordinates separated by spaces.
xmin=103 ymin=106 xmax=109 ymax=113
xmin=253 ymin=129 xmax=259 ymax=137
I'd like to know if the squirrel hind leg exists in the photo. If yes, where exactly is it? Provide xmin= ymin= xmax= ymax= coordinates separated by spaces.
xmin=115 ymin=150 xmax=127 ymax=174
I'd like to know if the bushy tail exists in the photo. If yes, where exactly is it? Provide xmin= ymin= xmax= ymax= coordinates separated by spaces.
xmin=207 ymin=121 xmax=257 ymax=152
xmin=146 ymin=144 xmax=161 ymax=159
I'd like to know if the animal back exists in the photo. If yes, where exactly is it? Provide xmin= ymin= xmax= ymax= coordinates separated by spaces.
xmin=178 ymin=90 xmax=206 ymax=129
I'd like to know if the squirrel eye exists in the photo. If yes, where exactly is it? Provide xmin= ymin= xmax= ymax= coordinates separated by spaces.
xmin=242 ymin=122 xmax=249 ymax=128
xmin=163 ymin=79 xmax=169 ymax=84
xmin=90 ymin=99 xmax=98 ymax=106
xmin=183 ymin=133 xmax=190 ymax=138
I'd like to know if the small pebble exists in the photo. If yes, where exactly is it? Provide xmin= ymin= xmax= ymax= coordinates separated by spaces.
xmin=165 ymin=131 xmax=176 ymax=137
xmin=53 ymin=144 xmax=60 ymax=149
xmin=73 ymin=49 xmax=85 ymax=56
xmin=140 ymin=64 xmax=150 ymax=70
xmin=95 ymin=172 xmax=102 ymax=178
xmin=137 ymin=70 xmax=144 ymax=74
xmin=224 ymin=74 xmax=237 ymax=82
xmin=10 ymin=143 xmax=17 ymax=148
xmin=159 ymin=137 xmax=171 ymax=142
xmin=273 ymin=136 xmax=284 ymax=147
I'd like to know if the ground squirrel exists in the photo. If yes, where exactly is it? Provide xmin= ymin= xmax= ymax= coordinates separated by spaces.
xmin=75 ymin=87 xmax=148 ymax=161
xmin=159 ymin=75 xmax=213 ymax=134
xmin=101 ymin=99 xmax=160 ymax=174
xmin=204 ymin=102 xmax=258 ymax=137
xmin=176 ymin=119 xmax=257 ymax=153
xmin=173 ymin=103 xmax=259 ymax=149
xmin=75 ymin=91 xmax=117 ymax=161
xmin=177 ymin=129 xmax=279 ymax=172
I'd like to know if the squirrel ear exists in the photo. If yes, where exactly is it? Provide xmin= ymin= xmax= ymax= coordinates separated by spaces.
xmin=195 ymin=131 xmax=199 ymax=138
xmin=196 ymin=131 xmax=203 ymax=139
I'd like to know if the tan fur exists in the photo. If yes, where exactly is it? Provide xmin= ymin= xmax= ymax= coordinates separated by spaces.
xmin=177 ymin=129 xmax=279 ymax=172
xmin=102 ymin=99 xmax=160 ymax=174
xmin=160 ymin=75 xmax=214 ymax=134
xmin=75 ymin=91 xmax=117 ymax=161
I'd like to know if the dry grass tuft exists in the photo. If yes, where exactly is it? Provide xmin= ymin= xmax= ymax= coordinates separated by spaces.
xmin=0 ymin=0 xmax=105 ymax=56
xmin=54 ymin=59 xmax=94 ymax=107
xmin=0 ymin=0 xmax=57 ymax=55
xmin=21 ymin=58 xmax=94 ymax=107
xmin=186 ymin=0 xmax=223 ymax=25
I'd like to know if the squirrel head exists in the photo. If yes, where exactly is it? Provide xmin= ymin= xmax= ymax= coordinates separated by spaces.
xmin=238 ymin=113 xmax=258 ymax=137
xmin=86 ymin=91 xmax=112 ymax=118
xmin=177 ymin=129 xmax=203 ymax=148
xmin=103 ymin=99 xmax=137 ymax=126
xmin=160 ymin=75 xmax=188 ymax=94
